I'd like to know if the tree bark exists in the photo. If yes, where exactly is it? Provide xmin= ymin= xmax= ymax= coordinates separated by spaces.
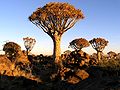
xmin=53 ymin=35 xmax=62 ymax=67
xmin=26 ymin=49 xmax=29 ymax=59
xmin=97 ymin=51 xmax=101 ymax=62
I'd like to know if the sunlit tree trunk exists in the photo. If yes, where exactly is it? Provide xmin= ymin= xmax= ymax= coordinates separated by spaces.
xmin=97 ymin=51 xmax=101 ymax=62
xmin=53 ymin=35 xmax=62 ymax=67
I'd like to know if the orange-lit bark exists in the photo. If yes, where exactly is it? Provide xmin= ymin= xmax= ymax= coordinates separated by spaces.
xmin=53 ymin=35 xmax=62 ymax=67
xmin=97 ymin=51 xmax=101 ymax=61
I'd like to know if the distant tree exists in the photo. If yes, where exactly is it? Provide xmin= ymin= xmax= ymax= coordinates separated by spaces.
xmin=107 ymin=51 xmax=117 ymax=59
xmin=29 ymin=2 xmax=84 ymax=67
xmin=23 ymin=37 xmax=36 ymax=57
xmin=89 ymin=38 xmax=108 ymax=61
xmin=69 ymin=38 xmax=90 ymax=51
xmin=3 ymin=42 xmax=21 ymax=61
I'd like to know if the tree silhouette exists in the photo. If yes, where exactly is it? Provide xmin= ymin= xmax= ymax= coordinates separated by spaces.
xmin=69 ymin=38 xmax=90 ymax=51
xmin=29 ymin=2 xmax=84 ymax=67
xmin=23 ymin=37 xmax=36 ymax=56
xmin=89 ymin=38 xmax=108 ymax=61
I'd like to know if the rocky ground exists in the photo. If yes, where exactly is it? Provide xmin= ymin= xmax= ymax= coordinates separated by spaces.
xmin=0 ymin=74 xmax=120 ymax=90
xmin=0 ymin=54 xmax=120 ymax=90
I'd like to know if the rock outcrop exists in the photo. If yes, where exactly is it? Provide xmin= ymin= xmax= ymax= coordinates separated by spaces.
xmin=0 ymin=42 xmax=42 ymax=83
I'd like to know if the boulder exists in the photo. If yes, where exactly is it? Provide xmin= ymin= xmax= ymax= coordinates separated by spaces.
xmin=66 ymin=69 xmax=89 ymax=84
xmin=0 ymin=42 xmax=41 ymax=83
xmin=0 ymin=55 xmax=12 ymax=74
xmin=75 ymin=69 xmax=89 ymax=80
xmin=67 ymin=76 xmax=80 ymax=84
xmin=77 ymin=50 xmax=90 ymax=62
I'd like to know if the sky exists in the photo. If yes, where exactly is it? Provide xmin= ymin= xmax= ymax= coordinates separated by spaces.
xmin=0 ymin=0 xmax=120 ymax=55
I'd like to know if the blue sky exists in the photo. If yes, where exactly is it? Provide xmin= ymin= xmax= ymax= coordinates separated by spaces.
xmin=0 ymin=0 xmax=120 ymax=55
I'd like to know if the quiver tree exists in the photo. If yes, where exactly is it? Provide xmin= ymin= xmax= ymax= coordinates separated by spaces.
xmin=107 ymin=51 xmax=117 ymax=59
xmin=3 ymin=42 xmax=21 ymax=61
xmin=89 ymin=38 xmax=108 ymax=61
xmin=66 ymin=38 xmax=90 ymax=69
xmin=69 ymin=38 xmax=90 ymax=51
xmin=23 ymin=37 xmax=36 ymax=56
xmin=29 ymin=2 xmax=84 ymax=67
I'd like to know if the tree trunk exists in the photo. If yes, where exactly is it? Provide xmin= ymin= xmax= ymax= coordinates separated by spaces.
xmin=53 ymin=35 xmax=62 ymax=67
xmin=26 ymin=49 xmax=29 ymax=59
xmin=97 ymin=51 xmax=101 ymax=62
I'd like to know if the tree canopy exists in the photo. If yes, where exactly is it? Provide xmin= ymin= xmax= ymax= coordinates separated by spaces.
xmin=29 ymin=2 xmax=84 ymax=37
xmin=89 ymin=38 xmax=108 ymax=52
xmin=23 ymin=37 xmax=36 ymax=52
xmin=69 ymin=38 xmax=90 ymax=50
xmin=3 ymin=42 xmax=21 ymax=60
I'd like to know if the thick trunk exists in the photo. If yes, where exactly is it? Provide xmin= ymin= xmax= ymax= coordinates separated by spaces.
xmin=53 ymin=35 xmax=62 ymax=67
xmin=97 ymin=51 xmax=101 ymax=62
